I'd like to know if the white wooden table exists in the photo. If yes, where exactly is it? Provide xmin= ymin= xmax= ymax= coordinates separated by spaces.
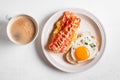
xmin=0 ymin=0 xmax=119 ymax=80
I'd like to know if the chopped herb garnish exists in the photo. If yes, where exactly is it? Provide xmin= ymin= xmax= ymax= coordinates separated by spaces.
xmin=81 ymin=40 xmax=83 ymax=43
xmin=90 ymin=43 xmax=96 ymax=48
xmin=91 ymin=36 xmax=94 ymax=38
xmin=85 ymin=42 xmax=88 ymax=45
xmin=93 ymin=45 xmax=96 ymax=47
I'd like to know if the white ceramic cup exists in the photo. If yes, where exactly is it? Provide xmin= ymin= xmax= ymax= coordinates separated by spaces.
xmin=7 ymin=14 xmax=39 ymax=45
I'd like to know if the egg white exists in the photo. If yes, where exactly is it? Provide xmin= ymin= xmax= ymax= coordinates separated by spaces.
xmin=70 ymin=32 xmax=98 ymax=62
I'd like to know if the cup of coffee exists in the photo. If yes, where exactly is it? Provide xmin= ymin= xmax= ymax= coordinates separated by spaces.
xmin=7 ymin=14 xmax=39 ymax=45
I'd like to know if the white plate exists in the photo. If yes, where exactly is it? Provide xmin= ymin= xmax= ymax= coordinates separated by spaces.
xmin=41 ymin=8 xmax=106 ymax=73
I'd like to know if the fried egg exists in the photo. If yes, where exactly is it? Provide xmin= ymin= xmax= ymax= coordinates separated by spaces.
xmin=66 ymin=32 xmax=98 ymax=64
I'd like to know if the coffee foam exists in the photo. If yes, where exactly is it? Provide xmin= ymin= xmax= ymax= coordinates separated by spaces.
xmin=7 ymin=15 xmax=38 ymax=45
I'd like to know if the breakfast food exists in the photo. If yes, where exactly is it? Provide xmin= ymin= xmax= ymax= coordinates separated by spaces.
xmin=10 ymin=15 xmax=36 ymax=44
xmin=66 ymin=32 xmax=99 ymax=64
xmin=49 ymin=11 xmax=81 ymax=53
xmin=48 ymin=11 xmax=99 ymax=65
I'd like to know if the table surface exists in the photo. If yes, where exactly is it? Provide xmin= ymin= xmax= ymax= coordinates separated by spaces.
xmin=0 ymin=0 xmax=120 ymax=80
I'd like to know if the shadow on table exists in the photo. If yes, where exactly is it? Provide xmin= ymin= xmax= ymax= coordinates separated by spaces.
xmin=0 ymin=20 xmax=12 ymax=46
xmin=35 ymin=13 xmax=63 ymax=72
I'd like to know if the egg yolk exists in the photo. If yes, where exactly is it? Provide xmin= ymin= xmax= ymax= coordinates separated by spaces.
xmin=75 ymin=46 xmax=90 ymax=60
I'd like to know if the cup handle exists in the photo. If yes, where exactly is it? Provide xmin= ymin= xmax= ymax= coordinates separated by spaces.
xmin=0 ymin=10 xmax=13 ymax=21
xmin=5 ymin=15 xmax=12 ymax=21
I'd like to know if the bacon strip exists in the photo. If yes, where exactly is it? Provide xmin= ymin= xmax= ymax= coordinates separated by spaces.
xmin=49 ymin=11 xmax=81 ymax=53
